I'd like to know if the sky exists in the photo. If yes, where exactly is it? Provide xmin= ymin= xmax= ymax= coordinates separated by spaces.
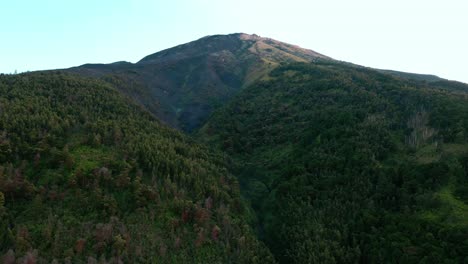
xmin=1 ymin=0 xmax=467 ymax=83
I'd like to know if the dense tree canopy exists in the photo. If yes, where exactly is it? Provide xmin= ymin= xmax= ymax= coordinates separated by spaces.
xmin=199 ymin=62 xmax=468 ymax=263
xmin=0 ymin=72 xmax=273 ymax=263
xmin=2 ymin=60 xmax=468 ymax=263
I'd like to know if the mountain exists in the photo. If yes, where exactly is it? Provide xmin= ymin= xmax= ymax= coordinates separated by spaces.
xmin=68 ymin=33 xmax=330 ymax=131
xmin=198 ymin=61 xmax=468 ymax=263
xmin=3 ymin=33 xmax=468 ymax=263
xmin=0 ymin=72 xmax=274 ymax=263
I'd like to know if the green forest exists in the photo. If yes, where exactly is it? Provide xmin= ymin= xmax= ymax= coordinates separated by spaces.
xmin=199 ymin=62 xmax=468 ymax=263
xmin=1 ymin=60 xmax=468 ymax=263
xmin=0 ymin=72 xmax=273 ymax=263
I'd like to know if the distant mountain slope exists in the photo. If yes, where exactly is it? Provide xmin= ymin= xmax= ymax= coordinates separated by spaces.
xmin=0 ymin=72 xmax=274 ymax=263
xmin=68 ymin=33 xmax=330 ymax=131
xmin=198 ymin=61 xmax=468 ymax=263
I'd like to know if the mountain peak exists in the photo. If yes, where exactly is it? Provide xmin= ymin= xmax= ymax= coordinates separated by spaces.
xmin=138 ymin=33 xmax=330 ymax=64
xmin=233 ymin=32 xmax=264 ymax=41
xmin=198 ymin=32 xmax=262 ymax=40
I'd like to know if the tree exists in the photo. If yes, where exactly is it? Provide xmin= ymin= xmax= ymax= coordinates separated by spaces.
xmin=0 ymin=191 xmax=4 ymax=207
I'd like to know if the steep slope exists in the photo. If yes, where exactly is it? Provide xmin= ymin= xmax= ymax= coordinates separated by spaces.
xmin=0 ymin=72 xmax=274 ymax=263
xmin=198 ymin=62 xmax=468 ymax=263
xmin=68 ymin=33 xmax=330 ymax=132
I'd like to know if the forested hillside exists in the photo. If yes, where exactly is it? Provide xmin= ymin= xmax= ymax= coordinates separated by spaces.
xmin=3 ymin=34 xmax=468 ymax=264
xmin=199 ymin=62 xmax=468 ymax=263
xmin=0 ymin=72 xmax=274 ymax=263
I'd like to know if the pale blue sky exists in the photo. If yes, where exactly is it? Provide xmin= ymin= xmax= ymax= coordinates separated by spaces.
xmin=1 ymin=0 xmax=467 ymax=83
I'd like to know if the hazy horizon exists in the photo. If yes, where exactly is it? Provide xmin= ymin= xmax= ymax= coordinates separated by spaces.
xmin=1 ymin=0 xmax=467 ymax=83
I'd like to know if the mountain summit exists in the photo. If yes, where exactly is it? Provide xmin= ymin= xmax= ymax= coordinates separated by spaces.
xmin=70 ymin=33 xmax=330 ymax=131
xmin=138 ymin=33 xmax=329 ymax=65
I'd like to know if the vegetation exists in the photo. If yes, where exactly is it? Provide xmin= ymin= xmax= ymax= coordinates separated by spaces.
xmin=199 ymin=62 xmax=468 ymax=263
xmin=3 ymin=35 xmax=468 ymax=263
xmin=0 ymin=72 xmax=274 ymax=263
